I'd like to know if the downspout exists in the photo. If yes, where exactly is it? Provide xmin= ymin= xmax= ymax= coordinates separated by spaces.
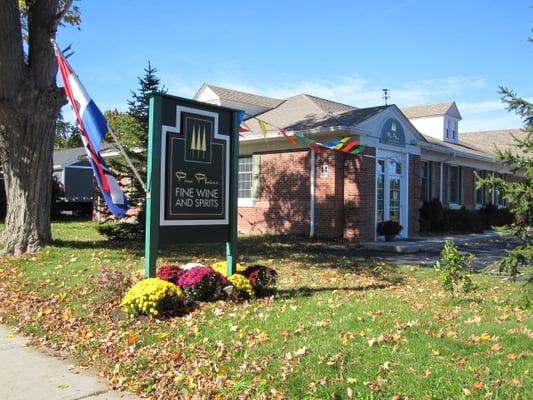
xmin=310 ymin=150 xmax=316 ymax=238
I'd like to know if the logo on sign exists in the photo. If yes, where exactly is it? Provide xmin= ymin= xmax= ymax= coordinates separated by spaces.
xmin=185 ymin=117 xmax=212 ymax=163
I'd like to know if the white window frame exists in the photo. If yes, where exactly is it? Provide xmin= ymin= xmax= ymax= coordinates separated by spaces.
xmin=447 ymin=165 xmax=462 ymax=208
xmin=238 ymin=156 xmax=253 ymax=207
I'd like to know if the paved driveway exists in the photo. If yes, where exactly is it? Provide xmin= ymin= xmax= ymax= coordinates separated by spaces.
xmin=347 ymin=237 xmax=520 ymax=271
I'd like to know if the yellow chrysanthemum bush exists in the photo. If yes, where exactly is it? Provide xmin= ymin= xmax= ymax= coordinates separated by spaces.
xmin=227 ymin=273 xmax=255 ymax=299
xmin=210 ymin=261 xmax=246 ymax=277
xmin=121 ymin=278 xmax=187 ymax=317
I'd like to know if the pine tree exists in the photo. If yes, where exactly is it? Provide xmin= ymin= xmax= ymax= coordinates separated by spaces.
xmin=478 ymin=88 xmax=533 ymax=283
xmin=54 ymin=111 xmax=82 ymax=150
xmin=106 ymin=62 xmax=166 ymax=207
xmin=127 ymin=61 xmax=167 ymax=134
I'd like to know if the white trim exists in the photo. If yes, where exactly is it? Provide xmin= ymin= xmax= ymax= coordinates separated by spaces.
xmin=159 ymin=106 xmax=229 ymax=226
xmin=238 ymin=198 xmax=253 ymax=208
xmin=448 ymin=203 xmax=462 ymax=210
xmin=375 ymin=149 xmax=408 ymax=240
xmin=439 ymin=162 xmax=444 ymax=202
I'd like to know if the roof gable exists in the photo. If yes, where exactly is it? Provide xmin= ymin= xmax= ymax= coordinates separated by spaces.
xmin=196 ymin=84 xmax=284 ymax=109
xmin=356 ymin=105 xmax=427 ymax=145
xmin=401 ymin=102 xmax=462 ymax=120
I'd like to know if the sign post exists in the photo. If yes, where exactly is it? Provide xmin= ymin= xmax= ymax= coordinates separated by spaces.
xmin=144 ymin=93 xmax=241 ymax=278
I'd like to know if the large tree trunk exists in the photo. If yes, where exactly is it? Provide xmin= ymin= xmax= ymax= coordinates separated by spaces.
xmin=0 ymin=104 xmax=56 ymax=255
xmin=0 ymin=0 xmax=66 ymax=255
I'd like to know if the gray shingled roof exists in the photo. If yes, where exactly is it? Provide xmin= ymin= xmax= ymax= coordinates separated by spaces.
xmin=53 ymin=147 xmax=87 ymax=168
xmin=205 ymin=84 xmax=284 ymax=109
xmin=401 ymin=102 xmax=455 ymax=119
xmin=421 ymin=135 xmax=493 ymax=159
xmin=460 ymin=129 xmax=529 ymax=156
xmin=242 ymin=93 xmax=385 ymax=133
xmin=302 ymin=94 xmax=357 ymax=114
xmin=53 ymin=144 xmax=114 ymax=169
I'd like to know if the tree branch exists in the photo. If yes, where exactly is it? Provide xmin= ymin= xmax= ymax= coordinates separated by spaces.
xmin=51 ymin=0 xmax=74 ymax=31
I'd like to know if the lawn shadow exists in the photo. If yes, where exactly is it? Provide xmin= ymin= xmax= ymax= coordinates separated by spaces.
xmin=52 ymin=239 xmax=145 ymax=255
xmin=54 ymin=229 xmax=405 ymax=284
xmin=275 ymin=283 xmax=393 ymax=299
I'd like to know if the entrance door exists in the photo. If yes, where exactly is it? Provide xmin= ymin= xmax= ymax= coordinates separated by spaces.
xmin=376 ymin=152 xmax=407 ymax=239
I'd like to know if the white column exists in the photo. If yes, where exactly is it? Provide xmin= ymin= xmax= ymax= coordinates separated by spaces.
xmin=440 ymin=162 xmax=444 ymax=202
xmin=309 ymin=150 xmax=316 ymax=238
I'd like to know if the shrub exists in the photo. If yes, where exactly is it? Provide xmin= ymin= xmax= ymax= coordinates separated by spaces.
xmin=434 ymin=240 xmax=476 ymax=298
xmin=227 ymin=274 xmax=255 ymax=299
xmin=420 ymin=200 xmax=488 ymax=233
xmin=478 ymin=203 xmax=514 ymax=228
xmin=445 ymin=208 xmax=485 ymax=233
xmin=242 ymin=265 xmax=278 ymax=296
xmin=97 ymin=221 xmax=144 ymax=242
xmin=157 ymin=265 xmax=184 ymax=285
xmin=96 ymin=264 xmax=138 ymax=301
xmin=376 ymin=220 xmax=403 ymax=240
xmin=211 ymin=261 xmax=246 ymax=277
xmin=420 ymin=199 xmax=448 ymax=232
xmin=177 ymin=266 xmax=230 ymax=301
xmin=121 ymin=278 xmax=186 ymax=317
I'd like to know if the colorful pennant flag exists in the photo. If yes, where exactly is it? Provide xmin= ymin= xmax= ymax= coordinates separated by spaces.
xmin=239 ymin=114 xmax=366 ymax=156
xmin=294 ymin=134 xmax=326 ymax=153
xmin=278 ymin=128 xmax=297 ymax=145
xmin=54 ymin=44 xmax=129 ymax=218
xmin=295 ymin=134 xmax=365 ymax=155
xmin=258 ymin=120 xmax=269 ymax=138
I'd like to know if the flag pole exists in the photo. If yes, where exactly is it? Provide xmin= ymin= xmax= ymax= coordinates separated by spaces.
xmin=51 ymin=39 xmax=148 ymax=195
xmin=106 ymin=127 xmax=149 ymax=194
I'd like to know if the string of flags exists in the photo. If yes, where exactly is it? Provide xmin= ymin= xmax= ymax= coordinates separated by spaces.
xmin=239 ymin=113 xmax=366 ymax=155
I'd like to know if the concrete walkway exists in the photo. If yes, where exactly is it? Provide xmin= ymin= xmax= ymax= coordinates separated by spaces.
xmin=361 ymin=230 xmax=504 ymax=253
xmin=0 ymin=325 xmax=136 ymax=400
xmin=352 ymin=232 xmax=519 ymax=271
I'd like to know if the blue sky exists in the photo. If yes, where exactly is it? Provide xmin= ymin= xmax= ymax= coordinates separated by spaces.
xmin=57 ymin=0 xmax=532 ymax=132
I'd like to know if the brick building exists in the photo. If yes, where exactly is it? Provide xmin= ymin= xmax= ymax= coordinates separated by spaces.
xmin=191 ymin=84 xmax=522 ymax=241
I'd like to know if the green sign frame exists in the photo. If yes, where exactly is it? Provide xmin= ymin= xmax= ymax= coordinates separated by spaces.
xmin=144 ymin=93 xmax=241 ymax=278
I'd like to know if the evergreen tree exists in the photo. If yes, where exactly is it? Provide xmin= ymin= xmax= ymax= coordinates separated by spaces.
xmin=478 ymin=87 xmax=533 ymax=283
xmin=54 ymin=111 xmax=82 ymax=150
xmin=106 ymin=62 xmax=166 ymax=208
xmin=128 ymin=61 xmax=167 ymax=134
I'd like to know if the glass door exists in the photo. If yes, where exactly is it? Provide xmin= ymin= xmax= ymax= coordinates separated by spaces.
xmin=376 ymin=156 xmax=405 ymax=236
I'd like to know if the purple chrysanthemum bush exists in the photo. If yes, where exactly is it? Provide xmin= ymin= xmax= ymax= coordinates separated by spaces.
xmin=121 ymin=263 xmax=278 ymax=317
xmin=177 ymin=266 xmax=230 ymax=301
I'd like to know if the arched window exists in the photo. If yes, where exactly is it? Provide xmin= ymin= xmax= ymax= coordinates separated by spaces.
xmin=379 ymin=118 xmax=406 ymax=147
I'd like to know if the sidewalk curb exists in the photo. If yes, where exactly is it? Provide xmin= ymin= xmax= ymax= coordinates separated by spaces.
xmin=0 ymin=325 xmax=136 ymax=400
xmin=360 ymin=231 xmax=505 ymax=253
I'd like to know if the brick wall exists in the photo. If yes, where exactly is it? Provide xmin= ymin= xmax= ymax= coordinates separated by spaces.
xmin=238 ymin=150 xmax=310 ymax=235
xmin=409 ymin=154 xmax=421 ymax=237
xmin=314 ymin=152 xmax=344 ymax=238
xmin=343 ymin=147 xmax=376 ymax=241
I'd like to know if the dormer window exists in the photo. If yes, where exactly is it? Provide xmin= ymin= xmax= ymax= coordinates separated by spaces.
xmin=445 ymin=119 xmax=458 ymax=142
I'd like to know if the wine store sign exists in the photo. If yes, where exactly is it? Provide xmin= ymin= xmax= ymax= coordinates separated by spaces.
xmin=145 ymin=93 xmax=240 ymax=277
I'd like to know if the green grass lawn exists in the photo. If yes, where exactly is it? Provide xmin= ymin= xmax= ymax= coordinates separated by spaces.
xmin=0 ymin=221 xmax=531 ymax=399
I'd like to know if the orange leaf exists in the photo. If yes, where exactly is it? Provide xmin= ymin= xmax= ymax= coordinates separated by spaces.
xmin=490 ymin=343 xmax=502 ymax=352
xmin=472 ymin=381 xmax=484 ymax=390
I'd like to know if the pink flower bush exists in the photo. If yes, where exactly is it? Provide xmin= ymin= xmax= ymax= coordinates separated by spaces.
xmin=177 ymin=266 xmax=230 ymax=301
xmin=241 ymin=265 xmax=278 ymax=296
xmin=156 ymin=265 xmax=184 ymax=285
